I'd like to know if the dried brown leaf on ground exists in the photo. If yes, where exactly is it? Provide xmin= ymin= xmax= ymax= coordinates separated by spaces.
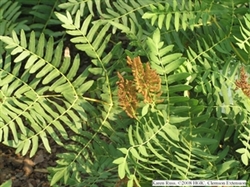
xmin=23 ymin=157 xmax=35 ymax=177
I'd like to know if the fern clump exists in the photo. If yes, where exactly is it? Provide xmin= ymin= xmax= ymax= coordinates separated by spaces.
xmin=0 ymin=0 xmax=250 ymax=187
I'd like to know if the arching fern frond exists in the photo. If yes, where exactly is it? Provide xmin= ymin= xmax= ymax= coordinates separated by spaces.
xmin=1 ymin=1 xmax=250 ymax=186
xmin=112 ymin=26 xmax=219 ymax=185
xmin=42 ymin=8 xmax=132 ymax=186
xmin=0 ymin=30 xmax=94 ymax=157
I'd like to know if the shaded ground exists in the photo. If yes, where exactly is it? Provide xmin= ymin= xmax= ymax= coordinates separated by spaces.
xmin=0 ymin=142 xmax=61 ymax=187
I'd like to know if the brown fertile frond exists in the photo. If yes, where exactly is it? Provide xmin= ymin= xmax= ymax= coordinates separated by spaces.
xmin=117 ymin=72 xmax=138 ymax=118
xmin=127 ymin=56 xmax=162 ymax=103
xmin=117 ymin=56 xmax=162 ymax=118
xmin=127 ymin=56 xmax=144 ymax=76
xmin=144 ymin=63 xmax=162 ymax=103
xmin=127 ymin=56 xmax=146 ymax=96
xmin=235 ymin=67 xmax=250 ymax=97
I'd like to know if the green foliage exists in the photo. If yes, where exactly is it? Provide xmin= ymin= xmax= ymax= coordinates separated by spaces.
xmin=1 ymin=0 xmax=250 ymax=187
xmin=0 ymin=180 xmax=12 ymax=187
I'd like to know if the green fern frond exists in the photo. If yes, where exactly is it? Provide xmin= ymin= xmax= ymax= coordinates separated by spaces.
xmin=0 ymin=179 xmax=12 ymax=187
xmin=235 ymin=14 xmax=250 ymax=54
xmin=146 ymin=28 xmax=186 ymax=76
xmin=1 ymin=1 xmax=250 ymax=186
xmin=0 ymin=0 xmax=28 ymax=35
xmin=58 ymin=0 xmax=101 ymax=16
xmin=14 ymin=0 xmax=63 ymax=37
xmin=49 ymin=131 xmax=123 ymax=186
xmin=183 ymin=8 xmax=250 ymax=170
xmin=0 ymin=0 xmax=29 ymax=54
xmin=55 ymin=10 xmax=111 ymax=61
xmin=111 ymin=25 xmax=221 ymax=185
xmin=236 ymin=110 xmax=250 ymax=166
xmin=142 ymin=0 xmax=213 ymax=31
xmin=55 ymin=9 xmax=124 ymax=108
xmin=114 ymin=104 xmax=221 ymax=184
xmin=95 ymin=0 xmax=157 ymax=34
xmin=0 ymin=30 xmax=94 ymax=157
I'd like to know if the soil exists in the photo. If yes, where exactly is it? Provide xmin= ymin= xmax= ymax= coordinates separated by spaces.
xmin=0 ymin=142 xmax=62 ymax=187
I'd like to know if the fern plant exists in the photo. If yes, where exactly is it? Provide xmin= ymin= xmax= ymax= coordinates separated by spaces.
xmin=1 ymin=0 xmax=250 ymax=187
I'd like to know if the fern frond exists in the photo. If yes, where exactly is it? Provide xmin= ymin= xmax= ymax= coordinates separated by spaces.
xmin=58 ymin=0 xmax=102 ymax=16
xmin=0 ymin=29 xmax=94 ymax=157
xmin=142 ymin=0 xmax=213 ymax=31
xmin=95 ymin=0 xmax=157 ymax=34
xmin=55 ymin=9 xmax=123 ymax=112
xmin=114 ymin=104 xmax=221 ymax=184
xmin=0 ymin=0 xmax=29 ymax=54
xmin=236 ymin=122 xmax=250 ymax=166
xmin=235 ymin=14 xmax=250 ymax=53
xmin=14 ymin=0 xmax=63 ymax=37
xmin=55 ymin=10 xmax=111 ymax=61
xmin=49 ymin=131 xmax=124 ymax=186
xmin=146 ymin=28 xmax=186 ymax=77
xmin=0 ymin=0 xmax=27 ymax=35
